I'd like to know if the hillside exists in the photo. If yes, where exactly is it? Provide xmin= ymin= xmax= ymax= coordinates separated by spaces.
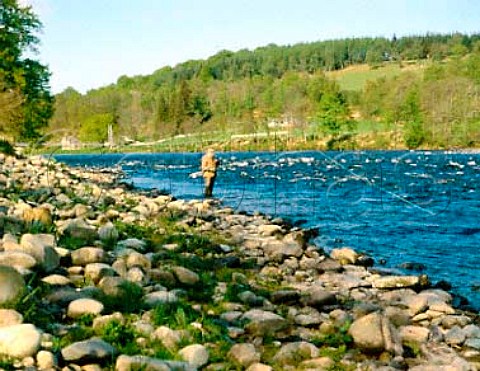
xmin=47 ymin=33 xmax=480 ymax=151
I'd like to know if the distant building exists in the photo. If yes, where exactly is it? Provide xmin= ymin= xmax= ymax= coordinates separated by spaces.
xmin=61 ymin=136 xmax=82 ymax=151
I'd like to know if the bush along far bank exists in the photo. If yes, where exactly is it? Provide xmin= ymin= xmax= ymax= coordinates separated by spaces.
xmin=0 ymin=153 xmax=479 ymax=370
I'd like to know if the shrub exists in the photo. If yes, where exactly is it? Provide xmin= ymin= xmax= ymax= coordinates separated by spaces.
xmin=0 ymin=140 xmax=16 ymax=156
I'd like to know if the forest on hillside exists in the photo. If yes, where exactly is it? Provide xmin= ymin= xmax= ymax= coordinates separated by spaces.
xmin=3 ymin=31 xmax=471 ymax=149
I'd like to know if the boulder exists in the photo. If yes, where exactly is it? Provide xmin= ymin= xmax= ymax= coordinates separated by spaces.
xmin=41 ymin=274 xmax=72 ymax=286
xmin=171 ymin=266 xmax=200 ymax=285
xmin=0 ymin=324 xmax=41 ymax=358
xmin=144 ymin=291 xmax=178 ymax=307
xmin=98 ymin=276 xmax=130 ymax=297
xmin=84 ymin=263 xmax=116 ymax=283
xmin=152 ymin=326 xmax=183 ymax=350
xmin=349 ymin=312 xmax=400 ymax=354
xmin=61 ymin=219 xmax=98 ymax=243
xmin=444 ymin=326 xmax=466 ymax=346
xmin=270 ymin=290 xmax=300 ymax=305
xmin=61 ymin=338 xmax=116 ymax=363
xmin=115 ymin=355 xmax=195 ymax=371
xmin=228 ymin=343 xmax=261 ymax=367
xmin=0 ymin=251 xmax=37 ymax=270
xmin=373 ymin=275 xmax=421 ymax=289
xmin=400 ymin=325 xmax=430 ymax=344
xmin=242 ymin=309 xmax=287 ymax=336
xmin=258 ymin=224 xmax=283 ymax=236
xmin=67 ymin=298 xmax=104 ymax=318
xmin=36 ymin=350 xmax=57 ymax=369
xmin=19 ymin=233 xmax=59 ymax=272
xmin=262 ymin=240 xmax=303 ymax=262
xmin=71 ymin=247 xmax=106 ymax=266
xmin=246 ymin=363 xmax=273 ymax=371
xmin=125 ymin=251 xmax=151 ymax=271
xmin=117 ymin=238 xmax=147 ymax=252
xmin=0 ymin=265 xmax=26 ymax=308
xmin=301 ymin=287 xmax=337 ymax=308
xmin=98 ymin=222 xmax=119 ymax=242
xmin=330 ymin=247 xmax=358 ymax=265
xmin=0 ymin=309 xmax=23 ymax=327
xmin=272 ymin=341 xmax=319 ymax=366
xmin=179 ymin=344 xmax=209 ymax=368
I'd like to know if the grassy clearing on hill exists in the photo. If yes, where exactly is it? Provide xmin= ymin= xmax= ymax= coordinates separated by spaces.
xmin=327 ymin=62 xmax=426 ymax=91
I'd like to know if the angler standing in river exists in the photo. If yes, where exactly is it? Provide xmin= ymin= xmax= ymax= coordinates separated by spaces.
xmin=201 ymin=148 xmax=219 ymax=197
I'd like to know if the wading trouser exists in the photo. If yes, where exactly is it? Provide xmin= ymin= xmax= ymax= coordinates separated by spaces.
xmin=203 ymin=172 xmax=216 ymax=197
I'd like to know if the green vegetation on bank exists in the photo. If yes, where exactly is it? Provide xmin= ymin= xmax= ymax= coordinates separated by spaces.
xmin=49 ymin=33 xmax=480 ymax=150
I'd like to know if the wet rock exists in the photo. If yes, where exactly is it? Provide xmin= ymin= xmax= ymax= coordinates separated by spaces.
xmin=0 ymin=265 xmax=26 ymax=308
xmin=373 ymin=275 xmax=421 ymax=289
xmin=0 ymin=324 xmax=41 ymax=358
xmin=356 ymin=254 xmax=374 ymax=267
xmin=228 ymin=343 xmax=261 ymax=367
xmin=61 ymin=338 xmax=116 ymax=363
xmin=330 ymin=247 xmax=358 ymax=265
xmin=398 ymin=262 xmax=426 ymax=271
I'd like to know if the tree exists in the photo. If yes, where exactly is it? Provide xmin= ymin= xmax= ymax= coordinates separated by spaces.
xmin=401 ymin=88 xmax=425 ymax=148
xmin=0 ymin=0 xmax=53 ymax=140
xmin=78 ymin=113 xmax=115 ymax=143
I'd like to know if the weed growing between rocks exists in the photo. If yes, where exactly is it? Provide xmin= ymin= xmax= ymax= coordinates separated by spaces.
xmin=0 ymin=356 xmax=15 ymax=371
xmin=98 ymin=320 xmax=139 ymax=355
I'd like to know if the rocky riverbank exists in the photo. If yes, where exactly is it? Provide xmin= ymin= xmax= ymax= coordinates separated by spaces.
xmin=0 ymin=153 xmax=479 ymax=370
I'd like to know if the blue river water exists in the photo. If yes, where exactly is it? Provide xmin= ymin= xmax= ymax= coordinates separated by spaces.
xmin=54 ymin=150 xmax=480 ymax=310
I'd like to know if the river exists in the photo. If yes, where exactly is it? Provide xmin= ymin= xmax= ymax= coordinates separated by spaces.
xmin=54 ymin=150 xmax=480 ymax=310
